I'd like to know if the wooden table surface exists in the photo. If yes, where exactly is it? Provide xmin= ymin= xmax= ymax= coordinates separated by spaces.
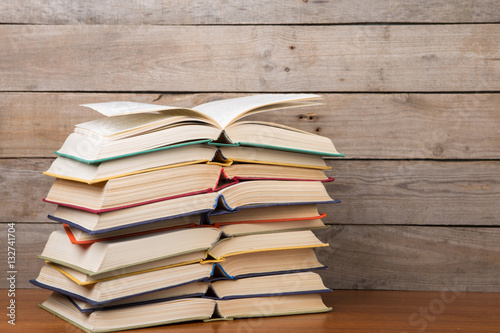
xmin=1 ymin=289 xmax=499 ymax=332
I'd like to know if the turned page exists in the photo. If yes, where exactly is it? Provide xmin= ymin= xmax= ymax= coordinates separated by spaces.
xmin=192 ymin=93 xmax=321 ymax=129
xmin=77 ymin=94 xmax=320 ymax=137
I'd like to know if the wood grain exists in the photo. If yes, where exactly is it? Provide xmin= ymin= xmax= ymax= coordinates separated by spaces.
xmin=1 ymin=25 xmax=499 ymax=92
xmin=2 ymin=290 xmax=500 ymax=333
xmin=0 ymin=223 xmax=60 ymax=289
xmin=1 ymin=1 xmax=499 ymax=24
xmin=4 ymin=223 xmax=500 ymax=292
xmin=1 ymin=0 xmax=499 ymax=296
xmin=322 ymin=160 xmax=500 ymax=226
xmin=2 ymin=93 xmax=499 ymax=159
xmin=314 ymin=225 xmax=500 ymax=292
xmin=3 ymin=159 xmax=498 ymax=225
xmin=0 ymin=159 xmax=55 ymax=222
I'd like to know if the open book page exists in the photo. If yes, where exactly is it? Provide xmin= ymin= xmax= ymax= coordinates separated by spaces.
xmin=78 ymin=94 xmax=320 ymax=136
xmin=192 ymin=94 xmax=321 ymax=129
xmin=80 ymin=102 xmax=194 ymax=117
xmin=75 ymin=113 xmax=215 ymax=138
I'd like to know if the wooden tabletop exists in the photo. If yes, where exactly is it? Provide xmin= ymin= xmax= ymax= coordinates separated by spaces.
xmin=2 ymin=289 xmax=499 ymax=332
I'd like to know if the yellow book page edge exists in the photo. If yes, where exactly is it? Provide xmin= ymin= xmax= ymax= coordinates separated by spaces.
xmin=43 ymin=160 xmax=210 ymax=184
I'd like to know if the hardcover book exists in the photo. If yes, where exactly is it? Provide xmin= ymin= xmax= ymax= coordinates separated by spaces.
xmin=40 ymin=292 xmax=331 ymax=333
xmin=33 ymin=94 xmax=342 ymax=332
xmin=55 ymin=94 xmax=343 ymax=163
xmin=43 ymin=163 xmax=334 ymax=213
xmin=62 ymin=204 xmax=329 ymax=244
xmin=47 ymin=180 xmax=338 ymax=234
xmin=36 ymin=229 xmax=328 ymax=276
xmin=45 ymin=145 xmax=332 ymax=184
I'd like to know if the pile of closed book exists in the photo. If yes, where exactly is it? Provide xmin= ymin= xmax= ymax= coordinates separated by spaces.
xmin=31 ymin=94 xmax=344 ymax=332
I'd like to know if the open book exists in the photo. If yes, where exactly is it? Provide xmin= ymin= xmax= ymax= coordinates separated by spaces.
xmin=43 ymin=163 xmax=333 ymax=213
xmin=47 ymin=180 xmax=338 ymax=234
xmin=32 ymin=259 xmax=328 ymax=306
xmin=60 ymin=204 xmax=328 ymax=244
xmin=40 ymin=293 xmax=216 ymax=333
xmin=36 ymin=229 xmax=328 ymax=276
xmin=207 ymin=272 xmax=330 ymax=299
xmin=64 ymin=217 xmax=327 ymax=244
xmin=32 ymin=228 xmax=329 ymax=305
xmin=47 ymin=247 xmax=325 ymax=287
xmin=55 ymin=94 xmax=343 ymax=163
xmin=45 ymin=144 xmax=332 ymax=185
xmin=57 ymin=248 xmax=325 ymax=313
xmin=40 ymin=292 xmax=331 ymax=333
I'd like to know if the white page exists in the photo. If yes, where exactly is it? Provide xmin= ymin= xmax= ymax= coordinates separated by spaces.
xmin=192 ymin=94 xmax=321 ymax=129
xmin=81 ymin=94 xmax=320 ymax=129
xmin=80 ymin=101 xmax=191 ymax=117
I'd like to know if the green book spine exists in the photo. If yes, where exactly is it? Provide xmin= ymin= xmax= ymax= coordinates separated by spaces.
xmin=55 ymin=140 xmax=212 ymax=164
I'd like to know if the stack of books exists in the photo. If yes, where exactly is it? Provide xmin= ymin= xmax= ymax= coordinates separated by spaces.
xmin=31 ymin=94 xmax=344 ymax=332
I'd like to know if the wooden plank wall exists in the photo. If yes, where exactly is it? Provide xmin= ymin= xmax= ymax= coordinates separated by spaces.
xmin=1 ymin=2 xmax=499 ymax=290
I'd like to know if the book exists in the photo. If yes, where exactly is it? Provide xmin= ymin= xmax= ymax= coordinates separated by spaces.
xmin=71 ymin=248 xmax=326 ymax=313
xmin=37 ymin=229 xmax=328 ymax=276
xmin=62 ymin=216 xmax=202 ymax=244
xmin=58 ymin=203 xmax=328 ymax=244
xmin=215 ymin=294 xmax=331 ymax=319
xmin=33 ymin=266 xmax=329 ymax=307
xmin=44 ymin=145 xmax=331 ymax=185
xmin=221 ymin=163 xmax=333 ymax=182
xmin=32 ymin=236 xmax=328 ymax=305
xmin=44 ymin=144 xmax=218 ymax=184
xmin=37 ymin=228 xmax=220 ymax=275
xmin=49 ymin=247 xmax=325 ymax=286
xmin=70 ymin=282 xmax=210 ymax=313
xmin=31 ymin=262 xmax=213 ymax=305
xmin=207 ymin=204 xmax=325 ymax=225
xmin=40 ymin=292 xmax=216 ymax=333
xmin=39 ymin=292 xmax=330 ymax=333
xmin=212 ymin=248 xmax=325 ymax=280
xmin=47 ymin=180 xmax=338 ymax=234
xmin=217 ymin=218 xmax=327 ymax=237
xmin=43 ymin=163 xmax=333 ymax=213
xmin=205 ymin=230 xmax=328 ymax=261
xmin=43 ymin=164 xmax=224 ymax=213
xmin=208 ymin=272 xmax=330 ymax=300
xmin=49 ymin=194 xmax=217 ymax=236
xmin=55 ymin=94 xmax=343 ymax=163
xmin=64 ymin=216 xmax=327 ymax=244
xmin=34 ymin=93 xmax=341 ymax=332
xmin=46 ymin=252 xmax=208 ymax=286
xmin=215 ymin=145 xmax=332 ymax=169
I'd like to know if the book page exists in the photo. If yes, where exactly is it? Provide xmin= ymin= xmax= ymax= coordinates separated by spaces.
xmin=192 ymin=94 xmax=321 ymax=129
xmin=80 ymin=102 xmax=219 ymax=131
xmin=75 ymin=113 xmax=215 ymax=138
xmin=81 ymin=101 xmax=192 ymax=117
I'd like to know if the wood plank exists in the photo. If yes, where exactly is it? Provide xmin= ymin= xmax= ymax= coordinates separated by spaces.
xmin=4 ymin=223 xmax=500 ymax=292
xmin=0 ymin=223 xmax=60 ymax=288
xmin=322 ymin=160 xmax=500 ymax=226
xmin=1 ymin=25 xmax=499 ymax=92
xmin=2 ymin=291 xmax=500 ymax=333
xmin=1 ymin=1 xmax=499 ymax=24
xmin=0 ymin=159 xmax=55 ymax=222
xmin=314 ymin=225 xmax=500 ymax=291
xmin=2 ymin=93 xmax=500 ymax=159
xmin=3 ymin=159 xmax=498 ymax=225
xmin=0 ymin=93 xmax=160 ymax=158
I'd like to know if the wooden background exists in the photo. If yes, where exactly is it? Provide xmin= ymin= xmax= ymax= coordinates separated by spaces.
xmin=1 ymin=1 xmax=499 ymax=291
